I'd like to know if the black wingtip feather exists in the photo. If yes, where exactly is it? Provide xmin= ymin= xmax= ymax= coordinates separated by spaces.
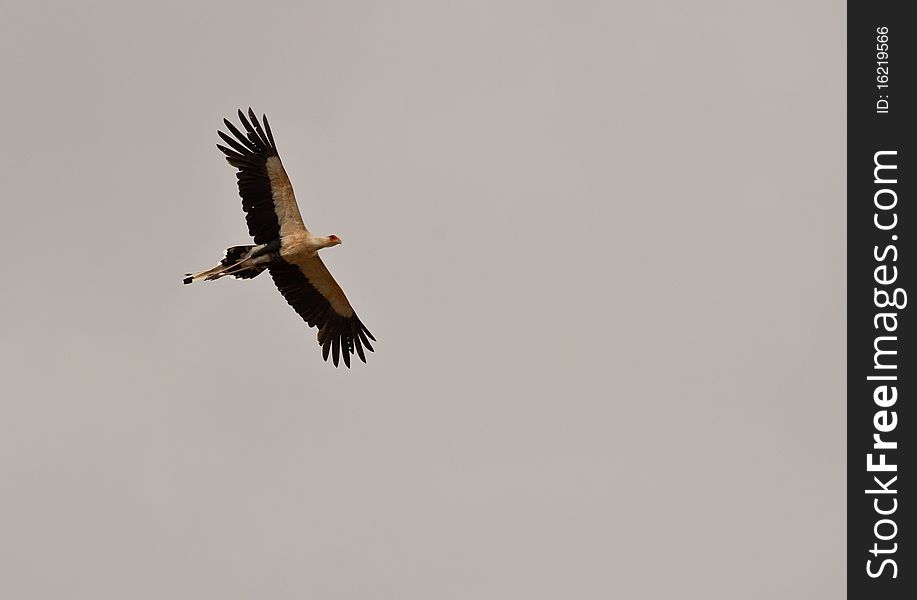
xmin=216 ymin=143 xmax=243 ymax=159
xmin=354 ymin=335 xmax=366 ymax=362
xmin=332 ymin=336 xmax=341 ymax=367
xmin=262 ymin=114 xmax=276 ymax=149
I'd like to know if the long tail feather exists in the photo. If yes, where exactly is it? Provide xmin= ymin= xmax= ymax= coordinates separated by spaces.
xmin=183 ymin=244 xmax=269 ymax=284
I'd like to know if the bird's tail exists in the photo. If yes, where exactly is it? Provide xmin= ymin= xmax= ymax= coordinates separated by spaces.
xmin=183 ymin=245 xmax=268 ymax=284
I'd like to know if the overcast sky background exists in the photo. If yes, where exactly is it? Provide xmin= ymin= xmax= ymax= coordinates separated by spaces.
xmin=1 ymin=2 xmax=845 ymax=598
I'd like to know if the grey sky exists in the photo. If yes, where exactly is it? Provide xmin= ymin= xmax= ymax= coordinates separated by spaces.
xmin=1 ymin=1 xmax=845 ymax=598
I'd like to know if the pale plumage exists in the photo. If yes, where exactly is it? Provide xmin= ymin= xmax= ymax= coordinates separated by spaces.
xmin=184 ymin=108 xmax=375 ymax=367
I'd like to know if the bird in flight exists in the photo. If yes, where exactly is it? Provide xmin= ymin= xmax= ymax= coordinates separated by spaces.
xmin=184 ymin=108 xmax=375 ymax=367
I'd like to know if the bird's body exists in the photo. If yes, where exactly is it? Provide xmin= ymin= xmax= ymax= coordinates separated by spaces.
xmin=184 ymin=109 xmax=374 ymax=367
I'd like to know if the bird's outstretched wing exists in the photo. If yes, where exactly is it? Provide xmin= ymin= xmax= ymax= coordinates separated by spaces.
xmin=216 ymin=108 xmax=307 ymax=243
xmin=269 ymin=256 xmax=375 ymax=367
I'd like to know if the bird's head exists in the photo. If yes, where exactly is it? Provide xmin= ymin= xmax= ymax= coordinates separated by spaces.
xmin=324 ymin=234 xmax=342 ymax=248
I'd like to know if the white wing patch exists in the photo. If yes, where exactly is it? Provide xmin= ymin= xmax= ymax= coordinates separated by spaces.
xmin=266 ymin=156 xmax=308 ymax=236
xmin=292 ymin=255 xmax=355 ymax=317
